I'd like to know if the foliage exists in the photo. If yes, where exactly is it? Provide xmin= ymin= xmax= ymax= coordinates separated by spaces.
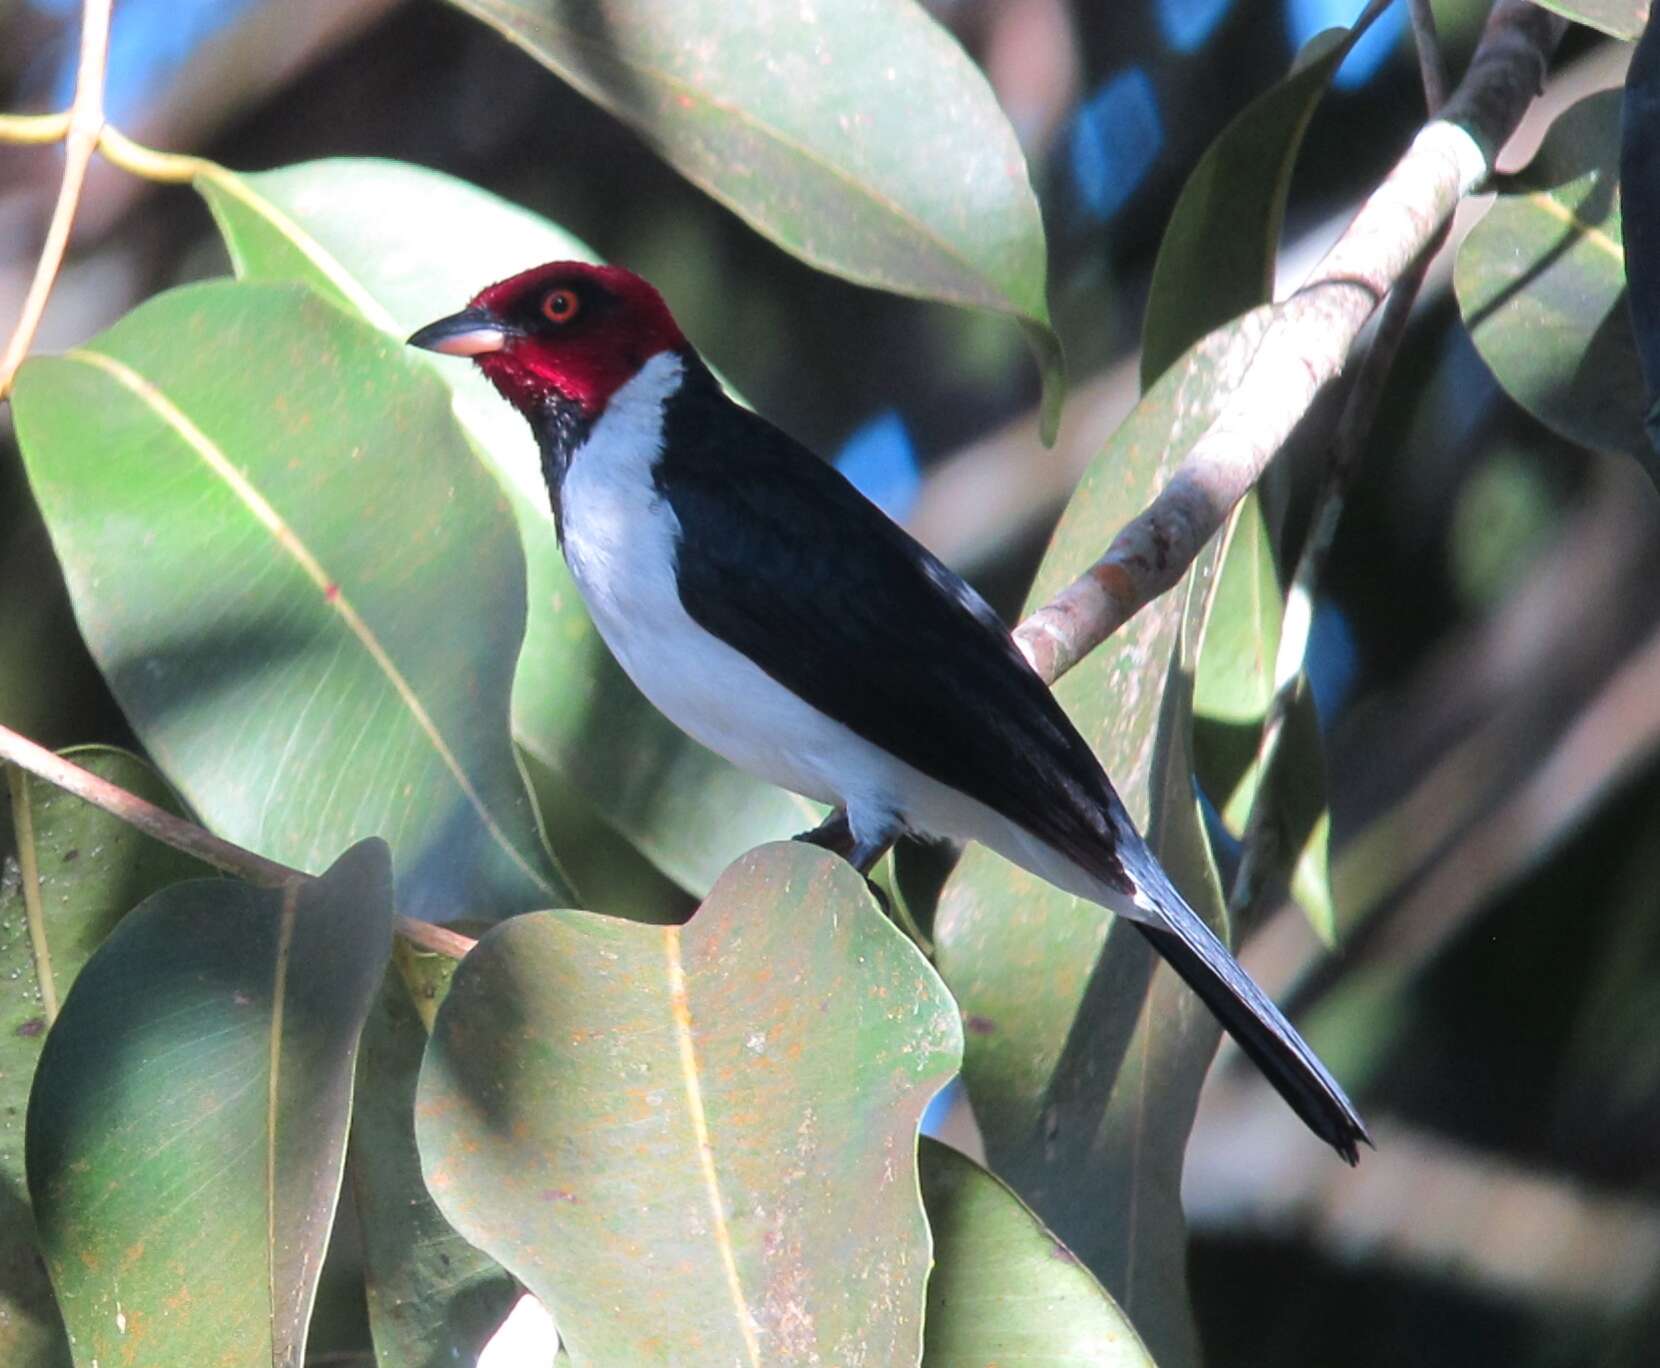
xmin=2 ymin=1 xmax=1657 ymax=1365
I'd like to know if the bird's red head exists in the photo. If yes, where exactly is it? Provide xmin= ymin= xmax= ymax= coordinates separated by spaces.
xmin=408 ymin=261 xmax=685 ymax=417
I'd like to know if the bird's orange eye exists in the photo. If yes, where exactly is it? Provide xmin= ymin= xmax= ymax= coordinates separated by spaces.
xmin=541 ymin=289 xmax=581 ymax=324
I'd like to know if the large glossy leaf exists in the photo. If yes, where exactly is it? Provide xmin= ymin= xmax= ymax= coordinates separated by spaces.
xmin=11 ymin=280 xmax=567 ymax=921
xmin=416 ymin=841 xmax=961 ymax=1366
xmin=1192 ymin=498 xmax=1333 ymax=942
xmin=437 ymin=0 xmax=1064 ymax=436
xmin=26 ymin=839 xmax=393 ymax=1368
xmin=918 ymin=1139 xmax=1155 ymax=1367
xmin=1528 ymin=0 xmax=1647 ymax=40
xmin=1141 ymin=22 xmax=1371 ymax=388
xmin=351 ymin=947 xmax=518 ymax=1368
xmin=1 ymin=749 xmax=214 ymax=1368
xmin=1455 ymin=91 xmax=1650 ymax=479
xmin=198 ymin=157 xmax=813 ymax=894
xmin=934 ymin=311 xmax=1280 ymax=1368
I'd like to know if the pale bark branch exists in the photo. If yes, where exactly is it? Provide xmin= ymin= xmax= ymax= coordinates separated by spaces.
xmin=0 ymin=723 xmax=476 ymax=960
xmin=1012 ymin=0 xmax=1566 ymax=686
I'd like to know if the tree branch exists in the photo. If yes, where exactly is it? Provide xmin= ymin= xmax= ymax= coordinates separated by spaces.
xmin=1012 ymin=0 xmax=1565 ymax=687
xmin=0 ymin=724 xmax=476 ymax=960
xmin=0 ymin=0 xmax=112 ymax=401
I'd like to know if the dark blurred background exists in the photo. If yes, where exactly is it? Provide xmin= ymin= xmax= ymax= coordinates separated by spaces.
xmin=4 ymin=2 xmax=1658 ymax=1364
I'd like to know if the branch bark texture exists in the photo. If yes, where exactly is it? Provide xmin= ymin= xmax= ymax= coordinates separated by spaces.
xmin=1012 ymin=0 xmax=1566 ymax=686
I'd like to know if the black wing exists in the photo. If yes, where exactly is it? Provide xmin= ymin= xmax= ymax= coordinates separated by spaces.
xmin=656 ymin=358 xmax=1132 ymax=894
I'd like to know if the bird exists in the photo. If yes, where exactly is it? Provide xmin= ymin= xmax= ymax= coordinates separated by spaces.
xmin=409 ymin=261 xmax=1370 ymax=1164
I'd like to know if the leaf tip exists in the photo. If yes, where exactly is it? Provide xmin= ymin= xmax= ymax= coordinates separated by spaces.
xmin=1026 ymin=323 xmax=1067 ymax=447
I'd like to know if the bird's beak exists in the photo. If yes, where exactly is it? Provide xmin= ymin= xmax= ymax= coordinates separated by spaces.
xmin=407 ymin=307 xmax=514 ymax=357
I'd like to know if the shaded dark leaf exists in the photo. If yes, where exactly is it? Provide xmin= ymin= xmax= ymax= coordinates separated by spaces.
xmin=26 ymin=840 xmax=393 ymax=1367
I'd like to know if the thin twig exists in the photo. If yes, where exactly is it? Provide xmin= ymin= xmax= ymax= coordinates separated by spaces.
xmin=0 ymin=725 xmax=476 ymax=960
xmin=0 ymin=0 xmax=112 ymax=401
xmin=97 ymin=123 xmax=216 ymax=183
xmin=1012 ymin=0 xmax=1565 ymax=687
xmin=0 ymin=111 xmax=72 ymax=144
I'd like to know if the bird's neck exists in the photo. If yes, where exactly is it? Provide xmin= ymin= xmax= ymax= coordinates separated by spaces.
xmin=528 ymin=346 xmax=720 ymax=540
xmin=530 ymin=395 xmax=595 ymax=540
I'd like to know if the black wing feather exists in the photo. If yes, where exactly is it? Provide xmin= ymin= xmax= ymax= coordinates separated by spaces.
xmin=656 ymin=359 xmax=1132 ymax=894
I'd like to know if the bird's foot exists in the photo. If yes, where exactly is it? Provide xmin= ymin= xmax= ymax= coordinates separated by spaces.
xmin=792 ymin=809 xmax=856 ymax=859
xmin=793 ymin=806 xmax=899 ymax=879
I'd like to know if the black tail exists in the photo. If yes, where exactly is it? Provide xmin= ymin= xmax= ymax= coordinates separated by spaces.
xmin=1131 ymin=910 xmax=1370 ymax=1165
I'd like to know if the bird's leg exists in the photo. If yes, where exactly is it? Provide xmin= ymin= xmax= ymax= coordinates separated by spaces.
xmin=792 ymin=808 xmax=856 ymax=859
xmin=843 ymin=804 xmax=903 ymax=876
xmin=793 ymin=807 xmax=898 ymax=912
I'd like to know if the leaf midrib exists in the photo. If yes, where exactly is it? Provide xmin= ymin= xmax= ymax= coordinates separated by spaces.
xmin=664 ymin=923 xmax=761 ymax=1367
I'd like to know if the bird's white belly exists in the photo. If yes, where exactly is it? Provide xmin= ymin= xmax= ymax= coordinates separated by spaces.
xmin=568 ymin=532 xmax=909 ymax=817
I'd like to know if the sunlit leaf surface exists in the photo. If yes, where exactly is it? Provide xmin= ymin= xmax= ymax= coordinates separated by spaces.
xmin=1526 ymin=0 xmax=1647 ymax=40
xmin=919 ymin=1139 xmax=1156 ymax=1367
xmin=417 ymin=842 xmax=960 ymax=1366
xmin=12 ymin=281 xmax=566 ymax=921
xmin=436 ymin=0 xmax=1064 ymax=435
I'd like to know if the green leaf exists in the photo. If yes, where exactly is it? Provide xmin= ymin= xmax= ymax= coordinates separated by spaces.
xmin=416 ymin=842 xmax=961 ymax=1366
xmin=1527 ymin=0 xmax=1647 ymax=41
xmin=198 ymin=156 xmax=814 ymax=894
xmin=1 ymin=749 xmax=215 ymax=1368
xmin=1192 ymin=499 xmax=1279 ymax=831
xmin=933 ymin=310 xmax=1279 ymax=1368
xmin=351 ymin=952 xmax=518 ymax=1368
xmin=1142 ymin=24 xmax=1366 ymax=389
xmin=10 ymin=280 xmax=567 ymax=921
xmin=26 ymin=839 xmax=393 ymax=1368
xmin=1280 ymin=705 xmax=1336 ymax=945
xmin=1455 ymin=91 xmax=1651 ymax=478
xmin=436 ymin=0 xmax=1064 ymax=436
xmin=1192 ymin=500 xmax=1334 ymax=942
xmin=918 ymin=1139 xmax=1155 ymax=1367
